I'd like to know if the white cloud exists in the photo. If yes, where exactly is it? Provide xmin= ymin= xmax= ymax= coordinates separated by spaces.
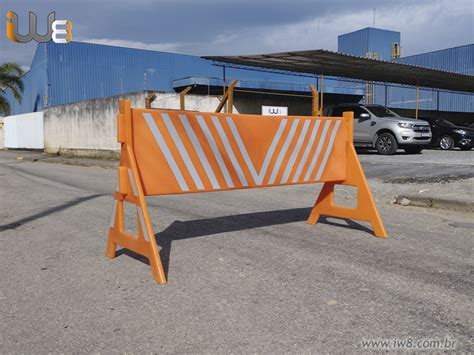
xmin=179 ymin=0 xmax=473 ymax=56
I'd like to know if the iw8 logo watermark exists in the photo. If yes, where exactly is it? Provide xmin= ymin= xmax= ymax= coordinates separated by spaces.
xmin=6 ymin=11 xmax=72 ymax=44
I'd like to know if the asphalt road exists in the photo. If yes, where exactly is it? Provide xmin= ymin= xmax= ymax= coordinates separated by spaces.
xmin=357 ymin=149 xmax=474 ymax=183
xmin=0 ymin=150 xmax=473 ymax=352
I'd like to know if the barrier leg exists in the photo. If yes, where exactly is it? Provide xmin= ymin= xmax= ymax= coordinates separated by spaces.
xmin=106 ymin=146 xmax=167 ymax=284
xmin=306 ymin=144 xmax=387 ymax=238
xmin=105 ymin=100 xmax=167 ymax=284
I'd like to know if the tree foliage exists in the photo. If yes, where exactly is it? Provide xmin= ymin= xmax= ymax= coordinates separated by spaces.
xmin=0 ymin=63 xmax=25 ymax=116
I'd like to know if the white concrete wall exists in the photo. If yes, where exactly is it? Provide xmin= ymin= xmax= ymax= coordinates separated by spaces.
xmin=0 ymin=118 xmax=4 ymax=149
xmin=152 ymin=93 xmax=224 ymax=112
xmin=43 ymin=92 xmax=226 ymax=157
xmin=43 ymin=92 xmax=146 ymax=157
xmin=4 ymin=112 xmax=44 ymax=149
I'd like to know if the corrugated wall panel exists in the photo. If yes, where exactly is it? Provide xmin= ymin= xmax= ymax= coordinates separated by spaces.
xmin=338 ymin=27 xmax=400 ymax=60
xmin=367 ymin=28 xmax=400 ymax=61
xmin=45 ymin=41 xmax=220 ymax=106
xmin=396 ymin=44 xmax=474 ymax=74
xmin=378 ymin=44 xmax=474 ymax=113
xmin=338 ymin=28 xmax=368 ymax=57
xmin=43 ymin=41 xmax=363 ymax=109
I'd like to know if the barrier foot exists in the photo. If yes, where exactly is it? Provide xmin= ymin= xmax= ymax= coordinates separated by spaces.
xmin=105 ymin=239 xmax=117 ymax=258
xmin=306 ymin=145 xmax=387 ymax=239
xmin=106 ymin=206 xmax=167 ymax=284
xmin=149 ymin=251 xmax=167 ymax=285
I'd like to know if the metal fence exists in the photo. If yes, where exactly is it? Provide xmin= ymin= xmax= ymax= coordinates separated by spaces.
xmin=232 ymin=88 xmax=313 ymax=116
xmin=176 ymin=79 xmax=324 ymax=117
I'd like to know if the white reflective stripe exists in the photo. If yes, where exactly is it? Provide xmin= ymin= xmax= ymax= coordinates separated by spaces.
xmin=109 ymin=199 xmax=118 ymax=228
xmin=179 ymin=114 xmax=220 ymax=189
xmin=161 ymin=113 xmax=204 ymax=190
xmin=304 ymin=120 xmax=331 ymax=181
xmin=268 ymin=119 xmax=300 ymax=184
xmin=128 ymin=169 xmax=138 ymax=196
xmin=280 ymin=119 xmax=311 ymax=183
xmin=292 ymin=120 xmax=321 ymax=182
xmin=136 ymin=206 xmax=149 ymax=241
xmin=226 ymin=117 xmax=287 ymax=185
xmin=196 ymin=115 xmax=234 ymax=188
xmin=315 ymin=120 xmax=342 ymax=180
xmin=143 ymin=113 xmax=189 ymax=191
xmin=211 ymin=116 xmax=248 ymax=186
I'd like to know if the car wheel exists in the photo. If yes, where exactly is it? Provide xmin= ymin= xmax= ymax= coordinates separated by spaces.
xmin=439 ymin=135 xmax=454 ymax=150
xmin=375 ymin=132 xmax=398 ymax=155
xmin=404 ymin=146 xmax=423 ymax=154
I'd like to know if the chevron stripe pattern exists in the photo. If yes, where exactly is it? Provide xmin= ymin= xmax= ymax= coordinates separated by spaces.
xmin=132 ymin=110 xmax=348 ymax=195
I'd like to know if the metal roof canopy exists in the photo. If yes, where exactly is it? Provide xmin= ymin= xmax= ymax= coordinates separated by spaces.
xmin=204 ymin=49 xmax=474 ymax=93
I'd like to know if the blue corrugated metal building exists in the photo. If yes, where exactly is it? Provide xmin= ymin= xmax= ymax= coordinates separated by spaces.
xmin=338 ymin=27 xmax=401 ymax=61
xmin=384 ymin=45 xmax=474 ymax=113
xmin=6 ymin=41 xmax=363 ymax=115
xmin=5 ymin=28 xmax=473 ymax=116
xmin=338 ymin=28 xmax=473 ymax=113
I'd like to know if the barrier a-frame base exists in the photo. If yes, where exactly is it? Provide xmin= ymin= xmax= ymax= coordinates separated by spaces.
xmin=306 ymin=143 xmax=387 ymax=238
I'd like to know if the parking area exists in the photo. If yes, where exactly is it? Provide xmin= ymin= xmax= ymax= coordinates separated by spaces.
xmin=0 ymin=149 xmax=473 ymax=352
xmin=358 ymin=149 xmax=474 ymax=182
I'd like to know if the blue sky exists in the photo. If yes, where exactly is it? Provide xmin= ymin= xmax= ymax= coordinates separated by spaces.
xmin=1 ymin=0 xmax=473 ymax=69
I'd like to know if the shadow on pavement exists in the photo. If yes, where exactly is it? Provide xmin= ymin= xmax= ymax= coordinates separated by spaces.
xmin=0 ymin=194 xmax=105 ymax=231
xmin=118 ymin=207 xmax=372 ymax=277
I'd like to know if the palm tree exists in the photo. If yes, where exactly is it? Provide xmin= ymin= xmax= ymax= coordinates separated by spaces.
xmin=0 ymin=62 xmax=25 ymax=116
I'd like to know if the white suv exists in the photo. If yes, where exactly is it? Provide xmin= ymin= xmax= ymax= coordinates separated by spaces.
xmin=329 ymin=104 xmax=432 ymax=155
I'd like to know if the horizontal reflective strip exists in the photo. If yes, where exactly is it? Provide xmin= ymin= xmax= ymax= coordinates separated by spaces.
xmin=304 ymin=120 xmax=331 ymax=181
xmin=269 ymin=119 xmax=299 ymax=184
xmin=143 ymin=113 xmax=189 ymax=191
xmin=292 ymin=120 xmax=321 ymax=183
xmin=179 ymin=114 xmax=220 ymax=189
xmin=281 ymin=119 xmax=311 ymax=183
xmin=196 ymin=115 xmax=234 ymax=188
xmin=161 ymin=113 xmax=204 ymax=190
xmin=212 ymin=116 xmax=248 ymax=187
xmin=137 ymin=206 xmax=149 ymax=241
xmin=315 ymin=120 xmax=341 ymax=180
xmin=128 ymin=169 xmax=138 ymax=196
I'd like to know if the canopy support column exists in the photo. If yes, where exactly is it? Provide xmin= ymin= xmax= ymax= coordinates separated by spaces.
xmin=320 ymin=74 xmax=324 ymax=116
xmin=415 ymin=80 xmax=420 ymax=119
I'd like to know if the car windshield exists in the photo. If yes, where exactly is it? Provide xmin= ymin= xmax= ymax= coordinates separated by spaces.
xmin=366 ymin=106 xmax=399 ymax=118
xmin=438 ymin=118 xmax=456 ymax=126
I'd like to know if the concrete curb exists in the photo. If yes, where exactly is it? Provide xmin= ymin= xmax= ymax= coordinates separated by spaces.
xmin=19 ymin=154 xmax=118 ymax=169
xmin=395 ymin=195 xmax=473 ymax=213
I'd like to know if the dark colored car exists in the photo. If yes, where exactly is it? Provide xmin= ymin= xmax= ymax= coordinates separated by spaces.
xmin=421 ymin=117 xmax=473 ymax=150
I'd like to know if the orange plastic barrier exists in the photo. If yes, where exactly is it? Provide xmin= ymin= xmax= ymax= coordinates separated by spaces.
xmin=106 ymin=100 xmax=387 ymax=284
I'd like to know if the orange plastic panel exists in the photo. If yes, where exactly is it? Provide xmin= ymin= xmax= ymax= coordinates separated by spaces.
xmin=132 ymin=109 xmax=348 ymax=196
